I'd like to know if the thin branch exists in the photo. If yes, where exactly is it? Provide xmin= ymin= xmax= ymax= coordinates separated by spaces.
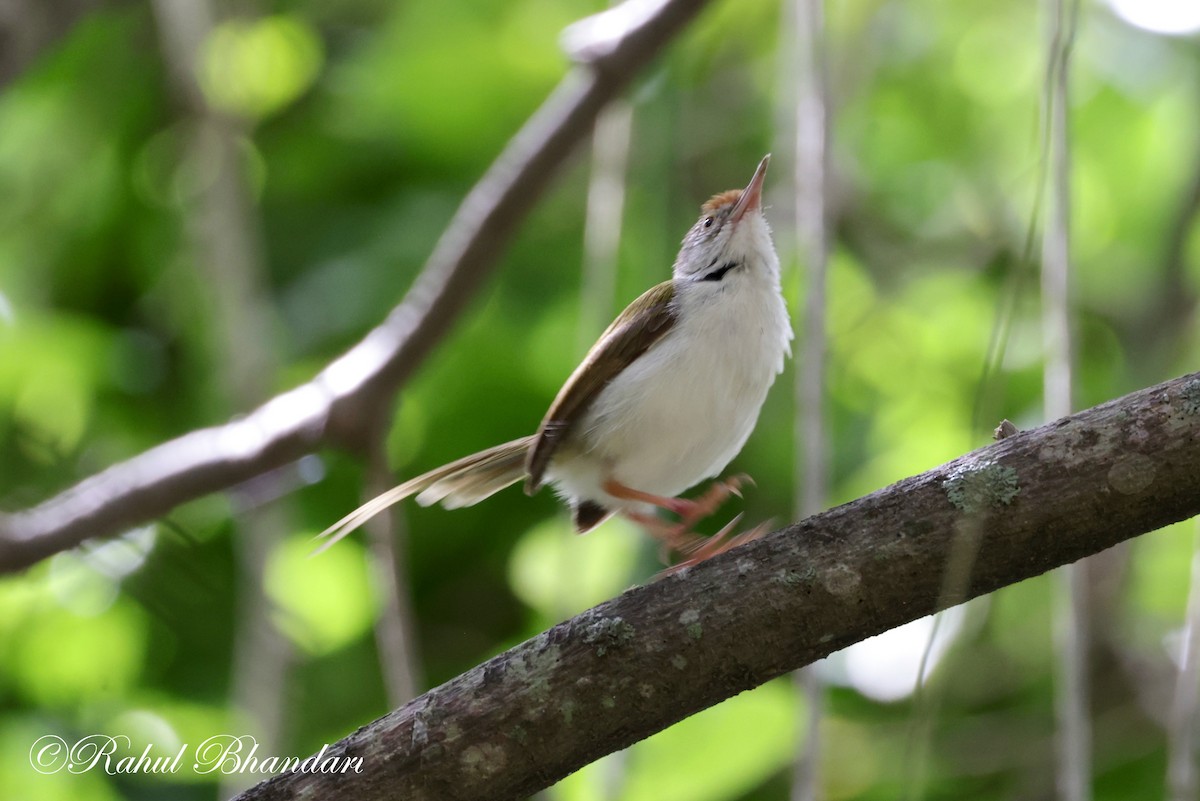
xmin=365 ymin=411 xmax=422 ymax=705
xmin=1168 ymin=521 xmax=1200 ymax=801
xmin=791 ymin=0 xmax=829 ymax=521
xmin=786 ymin=0 xmax=830 ymax=797
xmin=0 ymin=0 xmax=714 ymax=575
xmin=793 ymin=667 xmax=824 ymax=801
xmin=578 ymin=99 xmax=633 ymax=354
xmin=1041 ymin=0 xmax=1076 ymax=420
xmin=1041 ymin=1 xmax=1087 ymax=799
xmin=149 ymin=1 xmax=295 ymax=796
xmin=230 ymin=371 xmax=1200 ymax=801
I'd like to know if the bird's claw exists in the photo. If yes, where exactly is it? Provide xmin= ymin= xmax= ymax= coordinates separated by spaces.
xmin=657 ymin=514 xmax=774 ymax=577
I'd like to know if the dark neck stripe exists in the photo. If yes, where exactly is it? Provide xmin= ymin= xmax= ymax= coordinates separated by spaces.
xmin=700 ymin=261 xmax=739 ymax=282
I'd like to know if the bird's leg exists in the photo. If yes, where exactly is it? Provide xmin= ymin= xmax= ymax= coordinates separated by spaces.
xmin=603 ymin=475 xmax=754 ymax=564
xmin=602 ymin=474 xmax=749 ymax=528
xmin=601 ymin=478 xmax=695 ymax=518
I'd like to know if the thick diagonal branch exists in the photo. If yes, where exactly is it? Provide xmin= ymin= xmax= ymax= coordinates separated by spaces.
xmin=0 ymin=0 xmax=713 ymax=574
xmin=231 ymin=372 xmax=1200 ymax=801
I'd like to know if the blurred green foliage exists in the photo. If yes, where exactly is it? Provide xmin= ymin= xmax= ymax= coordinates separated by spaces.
xmin=1 ymin=0 xmax=1198 ymax=799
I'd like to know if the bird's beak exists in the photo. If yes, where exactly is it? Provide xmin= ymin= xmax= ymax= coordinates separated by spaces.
xmin=730 ymin=154 xmax=770 ymax=224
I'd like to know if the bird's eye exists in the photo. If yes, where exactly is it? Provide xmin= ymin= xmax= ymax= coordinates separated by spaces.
xmin=703 ymin=217 xmax=714 ymax=229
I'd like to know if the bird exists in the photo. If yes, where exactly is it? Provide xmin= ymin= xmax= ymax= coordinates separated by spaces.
xmin=318 ymin=155 xmax=792 ymax=565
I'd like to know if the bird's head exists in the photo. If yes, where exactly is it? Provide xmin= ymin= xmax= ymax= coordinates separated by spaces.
xmin=672 ymin=155 xmax=777 ymax=285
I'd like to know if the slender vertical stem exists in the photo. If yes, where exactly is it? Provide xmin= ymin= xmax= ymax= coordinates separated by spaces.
xmin=793 ymin=666 xmax=825 ymax=801
xmin=578 ymin=100 xmax=633 ymax=354
xmin=1168 ymin=521 xmax=1200 ymax=801
xmin=1042 ymin=1 xmax=1087 ymax=799
xmin=792 ymin=0 xmax=829 ymax=523
xmin=1055 ymin=565 xmax=1090 ymax=801
xmin=1042 ymin=1 xmax=1075 ymax=421
xmin=150 ymin=2 xmax=292 ymax=797
xmin=364 ymin=412 xmax=422 ymax=706
xmin=788 ymin=0 xmax=829 ymax=798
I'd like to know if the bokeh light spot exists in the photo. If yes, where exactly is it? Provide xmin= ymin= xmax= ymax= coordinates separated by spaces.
xmin=1108 ymin=0 xmax=1200 ymax=35
xmin=201 ymin=15 xmax=323 ymax=120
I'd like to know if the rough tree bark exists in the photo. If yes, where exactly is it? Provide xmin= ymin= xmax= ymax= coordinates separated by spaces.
xmin=230 ymin=372 xmax=1200 ymax=801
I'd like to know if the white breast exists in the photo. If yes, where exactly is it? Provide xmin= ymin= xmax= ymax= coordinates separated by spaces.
xmin=549 ymin=260 xmax=791 ymax=513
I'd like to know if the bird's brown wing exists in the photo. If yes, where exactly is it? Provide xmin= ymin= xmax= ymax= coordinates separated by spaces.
xmin=524 ymin=279 xmax=678 ymax=492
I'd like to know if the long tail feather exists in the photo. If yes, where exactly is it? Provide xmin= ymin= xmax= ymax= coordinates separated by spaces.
xmin=313 ymin=435 xmax=535 ymax=553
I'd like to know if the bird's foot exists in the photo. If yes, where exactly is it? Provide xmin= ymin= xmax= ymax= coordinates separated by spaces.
xmin=607 ymin=474 xmax=758 ymax=568
xmin=673 ymin=474 xmax=752 ymax=530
